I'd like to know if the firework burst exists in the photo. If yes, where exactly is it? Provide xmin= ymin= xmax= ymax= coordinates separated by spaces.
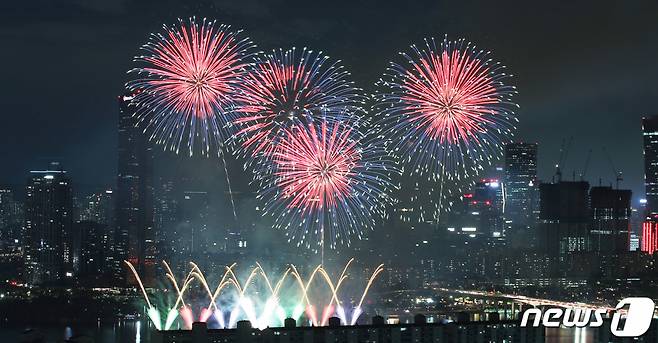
xmin=376 ymin=36 xmax=518 ymax=221
xmin=233 ymin=47 xmax=365 ymax=160
xmin=127 ymin=18 xmax=254 ymax=156
xmin=259 ymin=120 xmax=395 ymax=249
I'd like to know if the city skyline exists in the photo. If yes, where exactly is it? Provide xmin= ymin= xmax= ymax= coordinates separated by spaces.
xmin=1 ymin=2 xmax=658 ymax=341
xmin=0 ymin=1 xmax=657 ymax=202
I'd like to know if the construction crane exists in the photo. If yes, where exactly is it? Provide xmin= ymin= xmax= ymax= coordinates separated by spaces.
xmin=553 ymin=136 xmax=573 ymax=183
xmin=603 ymin=147 xmax=623 ymax=189
xmin=579 ymin=149 xmax=592 ymax=181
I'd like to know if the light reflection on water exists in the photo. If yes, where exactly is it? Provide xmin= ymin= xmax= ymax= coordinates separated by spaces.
xmin=64 ymin=326 xmax=73 ymax=340
xmin=0 ymin=319 xmax=154 ymax=343
xmin=1 ymin=321 xmax=594 ymax=342
xmin=546 ymin=327 xmax=593 ymax=343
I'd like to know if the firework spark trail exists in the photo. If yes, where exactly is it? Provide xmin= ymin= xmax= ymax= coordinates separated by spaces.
xmin=127 ymin=260 xmax=384 ymax=329
xmin=233 ymin=47 xmax=365 ymax=161
xmin=317 ymin=268 xmax=349 ymax=325
xmin=291 ymin=264 xmax=324 ymax=326
xmin=125 ymin=260 xmax=164 ymax=330
xmin=325 ymin=258 xmax=354 ymax=308
xmin=327 ymin=258 xmax=354 ymax=324
xmin=260 ymin=120 xmax=395 ymax=252
xmin=219 ymin=152 xmax=238 ymax=220
xmin=288 ymin=265 xmax=312 ymax=305
xmin=198 ymin=263 xmax=238 ymax=311
xmin=376 ymin=36 xmax=518 ymax=221
xmin=357 ymin=264 xmax=385 ymax=309
xmin=351 ymin=264 xmax=385 ymax=325
xmin=194 ymin=262 xmax=292 ymax=328
xmin=124 ymin=261 xmax=153 ymax=308
xmin=163 ymin=261 xmax=195 ymax=310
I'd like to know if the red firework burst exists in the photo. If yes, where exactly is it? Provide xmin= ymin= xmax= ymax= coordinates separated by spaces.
xmin=401 ymin=47 xmax=499 ymax=144
xmin=128 ymin=18 xmax=253 ymax=154
xmin=377 ymin=36 xmax=516 ymax=176
xmin=376 ymin=36 xmax=517 ymax=223
xmin=273 ymin=121 xmax=360 ymax=213
xmin=233 ymin=48 xmax=363 ymax=158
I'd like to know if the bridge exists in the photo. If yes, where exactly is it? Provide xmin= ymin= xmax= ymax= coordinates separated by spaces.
xmin=434 ymin=287 xmax=617 ymax=311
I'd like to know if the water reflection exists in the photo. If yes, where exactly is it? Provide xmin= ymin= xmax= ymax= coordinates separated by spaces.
xmin=5 ymin=319 xmax=153 ymax=342
xmin=6 ymin=321 xmax=594 ymax=342
xmin=64 ymin=326 xmax=72 ymax=340
xmin=546 ymin=327 xmax=593 ymax=343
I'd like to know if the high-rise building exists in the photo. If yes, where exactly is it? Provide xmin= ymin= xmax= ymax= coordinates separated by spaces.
xmin=630 ymin=232 xmax=640 ymax=251
xmin=154 ymin=179 xmax=179 ymax=262
xmin=503 ymin=143 xmax=538 ymax=246
xmin=449 ymin=179 xmax=504 ymax=243
xmin=0 ymin=187 xmax=24 ymax=248
xmin=537 ymin=180 xmax=590 ymax=260
xmin=641 ymin=221 xmax=658 ymax=254
xmin=23 ymin=163 xmax=74 ymax=284
xmin=115 ymin=94 xmax=155 ymax=284
xmin=589 ymin=186 xmax=631 ymax=253
xmin=642 ymin=116 xmax=658 ymax=218
xmin=180 ymin=191 xmax=211 ymax=259
xmin=73 ymin=220 xmax=112 ymax=282
xmin=78 ymin=189 xmax=114 ymax=226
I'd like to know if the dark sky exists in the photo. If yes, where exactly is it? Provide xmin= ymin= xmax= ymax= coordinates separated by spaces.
xmin=1 ymin=0 xmax=657 ymax=201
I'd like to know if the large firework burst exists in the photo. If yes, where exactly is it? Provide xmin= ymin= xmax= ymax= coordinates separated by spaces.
xmin=260 ymin=120 xmax=394 ymax=249
xmin=127 ymin=18 xmax=254 ymax=156
xmin=233 ymin=47 xmax=364 ymax=159
xmin=376 ymin=36 xmax=518 ymax=221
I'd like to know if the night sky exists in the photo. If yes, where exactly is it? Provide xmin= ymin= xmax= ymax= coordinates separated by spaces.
xmin=1 ymin=0 xmax=657 ymax=201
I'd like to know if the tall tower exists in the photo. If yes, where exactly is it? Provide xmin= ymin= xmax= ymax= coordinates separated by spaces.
xmin=538 ymin=180 xmax=590 ymax=259
xmin=23 ymin=163 xmax=74 ymax=284
xmin=503 ymin=143 xmax=538 ymax=246
xmin=180 ymin=191 xmax=211 ymax=262
xmin=115 ymin=94 xmax=155 ymax=284
xmin=0 ymin=187 xmax=23 ymax=248
xmin=590 ymin=186 xmax=632 ymax=253
xmin=641 ymin=221 xmax=658 ymax=254
xmin=642 ymin=116 xmax=658 ymax=219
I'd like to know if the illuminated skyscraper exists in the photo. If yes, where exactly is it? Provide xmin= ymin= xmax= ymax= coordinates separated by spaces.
xmin=589 ymin=186 xmax=631 ymax=253
xmin=504 ymin=143 xmax=538 ymax=246
xmin=538 ymin=180 xmax=590 ymax=259
xmin=180 ymin=191 xmax=211 ymax=259
xmin=79 ymin=189 xmax=114 ymax=226
xmin=641 ymin=221 xmax=658 ymax=254
xmin=643 ymin=116 xmax=658 ymax=218
xmin=154 ymin=178 xmax=178 ymax=262
xmin=73 ymin=220 xmax=112 ymax=283
xmin=461 ymin=179 xmax=504 ymax=240
xmin=23 ymin=163 xmax=74 ymax=284
xmin=115 ymin=94 xmax=155 ymax=284
xmin=0 ymin=187 xmax=23 ymax=248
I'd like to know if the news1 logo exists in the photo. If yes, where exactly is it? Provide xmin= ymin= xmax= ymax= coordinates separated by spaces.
xmin=520 ymin=297 xmax=656 ymax=337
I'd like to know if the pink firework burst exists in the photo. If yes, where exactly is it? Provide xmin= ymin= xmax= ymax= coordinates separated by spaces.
xmin=274 ymin=121 xmax=359 ymax=213
xmin=377 ymin=36 xmax=517 ymax=177
xmin=260 ymin=120 xmax=395 ymax=248
xmin=128 ymin=18 xmax=254 ymax=155
xmin=233 ymin=48 xmax=363 ymax=158
xmin=376 ymin=36 xmax=517 ymax=222
xmin=401 ymin=47 xmax=498 ymax=144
